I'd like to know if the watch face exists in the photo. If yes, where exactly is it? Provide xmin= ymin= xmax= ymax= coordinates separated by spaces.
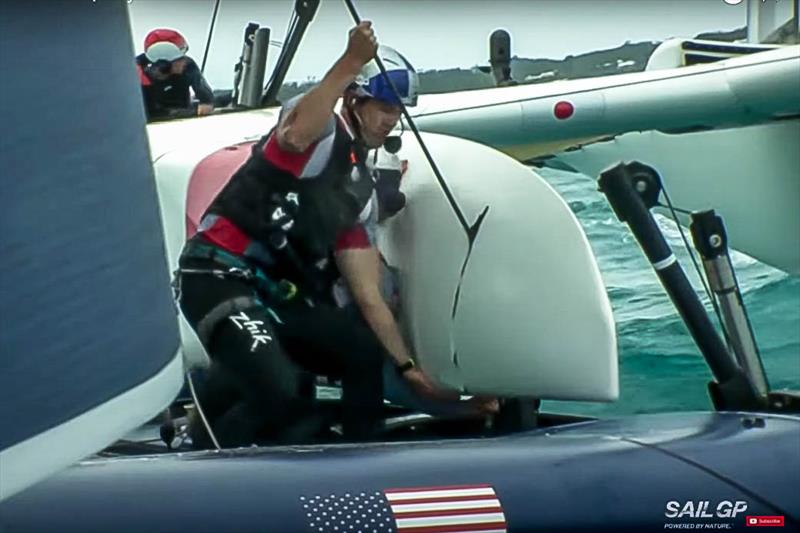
xmin=397 ymin=360 xmax=415 ymax=374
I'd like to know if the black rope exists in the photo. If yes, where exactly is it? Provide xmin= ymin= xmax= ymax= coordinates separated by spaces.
xmin=263 ymin=12 xmax=298 ymax=94
xmin=200 ymin=0 xmax=222 ymax=74
xmin=656 ymin=201 xmax=692 ymax=216
xmin=342 ymin=0 xmax=492 ymax=369
xmin=342 ymin=0 xmax=485 ymax=241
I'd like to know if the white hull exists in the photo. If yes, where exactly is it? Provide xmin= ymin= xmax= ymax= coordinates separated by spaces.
xmin=410 ymin=45 xmax=800 ymax=274
xmin=556 ymin=120 xmax=800 ymax=275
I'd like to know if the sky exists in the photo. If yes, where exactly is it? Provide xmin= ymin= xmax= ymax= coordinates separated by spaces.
xmin=127 ymin=0 xmax=749 ymax=90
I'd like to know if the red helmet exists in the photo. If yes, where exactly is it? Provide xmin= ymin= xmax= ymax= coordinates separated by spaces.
xmin=144 ymin=29 xmax=188 ymax=62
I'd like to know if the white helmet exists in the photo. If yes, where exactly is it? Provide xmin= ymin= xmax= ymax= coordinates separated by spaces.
xmin=352 ymin=45 xmax=419 ymax=107
xmin=144 ymin=28 xmax=189 ymax=62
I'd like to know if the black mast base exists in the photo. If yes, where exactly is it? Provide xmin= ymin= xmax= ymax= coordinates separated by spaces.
xmin=708 ymin=373 xmax=768 ymax=412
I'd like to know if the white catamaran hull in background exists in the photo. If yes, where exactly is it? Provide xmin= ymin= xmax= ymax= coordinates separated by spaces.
xmin=556 ymin=120 xmax=800 ymax=276
xmin=409 ymin=44 xmax=800 ymax=274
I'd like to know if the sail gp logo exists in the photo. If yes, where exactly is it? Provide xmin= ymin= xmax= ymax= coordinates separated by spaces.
xmin=229 ymin=311 xmax=272 ymax=352
xmin=664 ymin=500 xmax=749 ymax=529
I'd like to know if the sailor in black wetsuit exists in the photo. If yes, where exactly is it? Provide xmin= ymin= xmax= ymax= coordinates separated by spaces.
xmin=135 ymin=28 xmax=214 ymax=120
xmin=175 ymin=22 xmax=491 ymax=448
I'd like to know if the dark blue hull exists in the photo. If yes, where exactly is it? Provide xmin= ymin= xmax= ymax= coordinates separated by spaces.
xmin=2 ymin=412 xmax=798 ymax=532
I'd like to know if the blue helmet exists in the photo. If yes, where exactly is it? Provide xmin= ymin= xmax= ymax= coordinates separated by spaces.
xmin=352 ymin=45 xmax=419 ymax=107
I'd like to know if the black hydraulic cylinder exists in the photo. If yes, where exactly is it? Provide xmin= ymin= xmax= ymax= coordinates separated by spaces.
xmin=597 ymin=162 xmax=744 ymax=388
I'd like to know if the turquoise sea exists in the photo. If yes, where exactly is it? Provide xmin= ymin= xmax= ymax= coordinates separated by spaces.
xmin=537 ymin=167 xmax=800 ymax=417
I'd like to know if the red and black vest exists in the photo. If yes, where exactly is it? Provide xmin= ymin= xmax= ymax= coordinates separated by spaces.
xmin=203 ymin=119 xmax=373 ymax=267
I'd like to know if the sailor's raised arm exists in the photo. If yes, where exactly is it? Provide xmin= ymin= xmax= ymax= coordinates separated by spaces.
xmin=276 ymin=21 xmax=377 ymax=153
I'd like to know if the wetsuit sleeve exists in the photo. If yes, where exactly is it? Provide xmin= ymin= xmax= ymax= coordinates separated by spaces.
xmin=261 ymin=94 xmax=338 ymax=179
xmin=185 ymin=59 xmax=214 ymax=104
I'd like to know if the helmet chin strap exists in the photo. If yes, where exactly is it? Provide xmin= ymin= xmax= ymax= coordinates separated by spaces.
xmin=348 ymin=100 xmax=385 ymax=149
xmin=344 ymin=97 xmax=366 ymax=143
xmin=351 ymin=107 xmax=365 ymax=138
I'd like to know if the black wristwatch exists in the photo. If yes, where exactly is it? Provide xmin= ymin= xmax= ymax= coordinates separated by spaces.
xmin=396 ymin=359 xmax=416 ymax=375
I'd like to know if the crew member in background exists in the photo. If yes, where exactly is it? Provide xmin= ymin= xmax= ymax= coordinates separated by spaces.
xmin=136 ymin=28 xmax=215 ymax=119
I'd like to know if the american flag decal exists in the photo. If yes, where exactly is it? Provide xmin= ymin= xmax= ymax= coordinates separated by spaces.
xmin=385 ymin=484 xmax=506 ymax=533
xmin=301 ymin=484 xmax=507 ymax=533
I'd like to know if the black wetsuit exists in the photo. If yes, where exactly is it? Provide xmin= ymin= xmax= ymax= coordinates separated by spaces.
xmin=177 ymin=106 xmax=385 ymax=447
xmin=178 ymin=259 xmax=384 ymax=446
xmin=135 ymin=54 xmax=214 ymax=119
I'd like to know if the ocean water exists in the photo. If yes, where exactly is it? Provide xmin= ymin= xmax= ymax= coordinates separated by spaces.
xmin=536 ymin=167 xmax=800 ymax=417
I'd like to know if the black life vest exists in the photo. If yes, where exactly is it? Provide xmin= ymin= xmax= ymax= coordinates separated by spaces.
xmin=204 ymin=118 xmax=374 ymax=265
xmin=136 ymin=54 xmax=193 ymax=117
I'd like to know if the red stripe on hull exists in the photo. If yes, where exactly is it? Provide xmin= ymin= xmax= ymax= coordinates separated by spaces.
xmin=392 ymin=506 xmax=502 ymax=519
xmin=397 ymin=521 xmax=507 ymax=533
